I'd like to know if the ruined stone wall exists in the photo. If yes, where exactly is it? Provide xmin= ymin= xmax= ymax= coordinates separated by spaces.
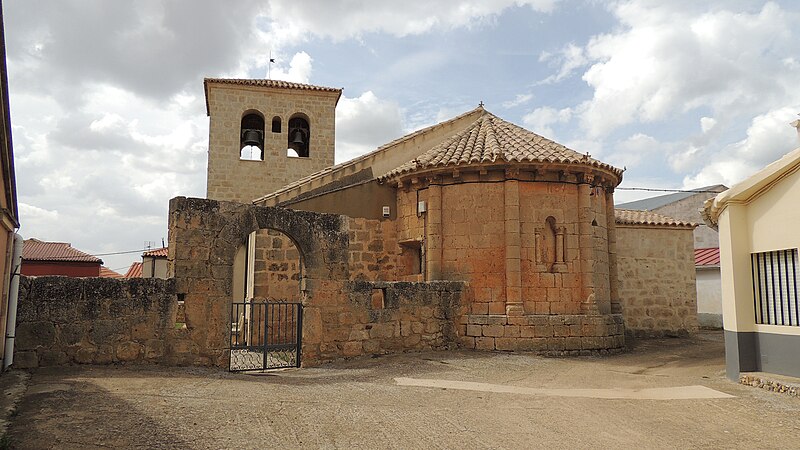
xmin=13 ymin=276 xmax=183 ymax=368
xmin=302 ymin=280 xmax=466 ymax=362
xmin=616 ymin=225 xmax=699 ymax=336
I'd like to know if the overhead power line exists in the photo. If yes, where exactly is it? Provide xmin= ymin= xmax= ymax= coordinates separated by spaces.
xmin=616 ymin=187 xmax=723 ymax=194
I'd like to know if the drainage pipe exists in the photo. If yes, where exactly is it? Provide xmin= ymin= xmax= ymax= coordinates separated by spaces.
xmin=3 ymin=233 xmax=23 ymax=370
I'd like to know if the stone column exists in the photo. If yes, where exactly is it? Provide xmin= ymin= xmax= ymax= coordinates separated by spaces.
xmin=605 ymin=187 xmax=621 ymax=314
xmin=425 ymin=183 xmax=443 ymax=281
xmin=578 ymin=175 xmax=599 ymax=314
xmin=504 ymin=179 xmax=524 ymax=316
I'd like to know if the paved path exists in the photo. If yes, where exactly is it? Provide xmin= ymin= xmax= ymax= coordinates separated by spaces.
xmin=5 ymin=331 xmax=800 ymax=449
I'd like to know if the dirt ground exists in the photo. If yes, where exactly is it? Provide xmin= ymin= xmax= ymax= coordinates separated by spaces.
xmin=5 ymin=331 xmax=800 ymax=449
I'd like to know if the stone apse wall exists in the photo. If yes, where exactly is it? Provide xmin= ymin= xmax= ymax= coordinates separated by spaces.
xmin=616 ymin=225 xmax=699 ymax=337
xmin=394 ymin=173 xmax=625 ymax=353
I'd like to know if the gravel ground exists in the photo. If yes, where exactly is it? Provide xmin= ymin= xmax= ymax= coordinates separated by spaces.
xmin=6 ymin=331 xmax=800 ymax=449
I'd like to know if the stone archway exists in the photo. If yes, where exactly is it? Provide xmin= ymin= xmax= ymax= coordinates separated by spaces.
xmin=167 ymin=196 xmax=350 ymax=367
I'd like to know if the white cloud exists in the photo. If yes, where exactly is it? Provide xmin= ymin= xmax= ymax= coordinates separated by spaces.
xmin=267 ymin=52 xmax=314 ymax=84
xmin=335 ymin=91 xmax=405 ymax=162
xmin=522 ymin=106 xmax=573 ymax=139
xmin=700 ymin=117 xmax=717 ymax=134
xmin=683 ymin=107 xmax=800 ymax=188
xmin=502 ymin=93 xmax=534 ymax=109
xmin=538 ymin=43 xmax=587 ymax=84
xmin=265 ymin=0 xmax=560 ymax=42
xmin=562 ymin=2 xmax=800 ymax=137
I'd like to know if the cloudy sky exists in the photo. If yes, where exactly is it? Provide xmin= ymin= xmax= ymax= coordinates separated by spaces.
xmin=5 ymin=0 xmax=800 ymax=272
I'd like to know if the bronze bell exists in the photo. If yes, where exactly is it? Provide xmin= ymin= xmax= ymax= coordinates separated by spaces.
xmin=291 ymin=129 xmax=305 ymax=146
xmin=241 ymin=129 xmax=262 ymax=147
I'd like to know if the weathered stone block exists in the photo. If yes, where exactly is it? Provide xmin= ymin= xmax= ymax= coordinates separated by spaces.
xmin=466 ymin=324 xmax=482 ymax=336
xmin=16 ymin=322 xmax=56 ymax=350
xmin=475 ymin=337 xmax=495 ymax=350
xmin=116 ymin=342 xmax=143 ymax=361
xmin=39 ymin=350 xmax=69 ymax=366
xmin=13 ymin=351 xmax=38 ymax=369
xmin=482 ymin=325 xmax=505 ymax=337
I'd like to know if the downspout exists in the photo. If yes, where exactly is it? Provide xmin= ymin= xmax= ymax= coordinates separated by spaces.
xmin=3 ymin=232 xmax=23 ymax=370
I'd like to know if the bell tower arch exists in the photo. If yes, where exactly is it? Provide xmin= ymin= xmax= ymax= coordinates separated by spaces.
xmin=204 ymin=78 xmax=342 ymax=202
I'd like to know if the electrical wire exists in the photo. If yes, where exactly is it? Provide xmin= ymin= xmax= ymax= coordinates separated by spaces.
xmin=616 ymin=187 xmax=723 ymax=194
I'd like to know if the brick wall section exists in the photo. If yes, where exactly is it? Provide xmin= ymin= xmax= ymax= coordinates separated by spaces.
xmin=616 ymin=225 xmax=699 ymax=336
xmin=12 ymin=276 xmax=186 ymax=368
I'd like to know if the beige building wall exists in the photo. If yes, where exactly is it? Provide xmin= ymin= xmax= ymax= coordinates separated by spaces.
xmin=696 ymin=268 xmax=722 ymax=328
xmin=720 ymin=166 xmax=800 ymax=334
xmin=141 ymin=257 xmax=169 ymax=279
xmin=616 ymin=225 xmax=698 ymax=336
xmin=206 ymin=82 xmax=339 ymax=203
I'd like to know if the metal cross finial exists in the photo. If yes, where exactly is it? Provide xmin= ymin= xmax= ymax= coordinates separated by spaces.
xmin=479 ymin=101 xmax=484 ymax=107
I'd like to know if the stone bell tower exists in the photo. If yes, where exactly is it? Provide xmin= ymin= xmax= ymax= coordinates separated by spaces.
xmin=204 ymin=78 xmax=342 ymax=203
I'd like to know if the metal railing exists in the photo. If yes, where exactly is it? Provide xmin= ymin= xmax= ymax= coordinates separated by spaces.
xmin=229 ymin=300 xmax=303 ymax=371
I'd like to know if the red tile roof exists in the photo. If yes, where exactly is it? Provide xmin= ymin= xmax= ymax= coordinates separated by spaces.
xmin=614 ymin=209 xmax=696 ymax=228
xmin=143 ymin=247 xmax=168 ymax=257
xmin=22 ymin=238 xmax=102 ymax=263
xmin=125 ymin=262 xmax=142 ymax=278
xmin=380 ymin=111 xmax=623 ymax=181
xmin=204 ymin=78 xmax=342 ymax=115
xmin=695 ymin=247 xmax=720 ymax=267
xmin=99 ymin=266 xmax=123 ymax=278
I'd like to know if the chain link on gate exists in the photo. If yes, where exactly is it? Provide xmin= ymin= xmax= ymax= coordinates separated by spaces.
xmin=229 ymin=300 xmax=303 ymax=372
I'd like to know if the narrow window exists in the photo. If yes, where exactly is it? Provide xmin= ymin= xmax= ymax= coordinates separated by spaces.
xmin=271 ymin=116 xmax=281 ymax=133
xmin=240 ymin=112 xmax=265 ymax=161
xmin=287 ymin=114 xmax=310 ymax=158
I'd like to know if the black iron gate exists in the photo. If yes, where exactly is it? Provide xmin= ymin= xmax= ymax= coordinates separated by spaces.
xmin=229 ymin=301 xmax=303 ymax=372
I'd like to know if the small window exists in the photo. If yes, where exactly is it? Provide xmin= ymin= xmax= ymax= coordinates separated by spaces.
xmin=751 ymin=248 xmax=799 ymax=326
xmin=240 ymin=112 xmax=265 ymax=161
xmin=271 ymin=116 xmax=281 ymax=133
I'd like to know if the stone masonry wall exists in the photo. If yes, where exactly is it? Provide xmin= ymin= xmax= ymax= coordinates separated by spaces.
xmin=348 ymin=217 xmax=399 ymax=281
xmin=616 ymin=225 xmax=699 ymax=336
xmin=206 ymin=84 xmax=338 ymax=203
xmin=13 ymin=276 xmax=183 ymax=368
xmin=303 ymin=280 xmax=466 ymax=362
xmin=253 ymin=229 xmax=302 ymax=302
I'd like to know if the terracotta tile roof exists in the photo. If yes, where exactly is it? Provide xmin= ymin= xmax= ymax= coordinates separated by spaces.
xmin=143 ymin=247 xmax=168 ymax=257
xmin=124 ymin=262 xmax=142 ymax=278
xmin=204 ymin=78 xmax=342 ymax=115
xmin=22 ymin=238 xmax=102 ymax=263
xmin=255 ymin=106 xmax=486 ymax=203
xmin=695 ymin=247 xmax=721 ymax=267
xmin=379 ymin=112 xmax=622 ymax=180
xmin=614 ymin=209 xmax=696 ymax=228
xmin=99 ymin=266 xmax=123 ymax=278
